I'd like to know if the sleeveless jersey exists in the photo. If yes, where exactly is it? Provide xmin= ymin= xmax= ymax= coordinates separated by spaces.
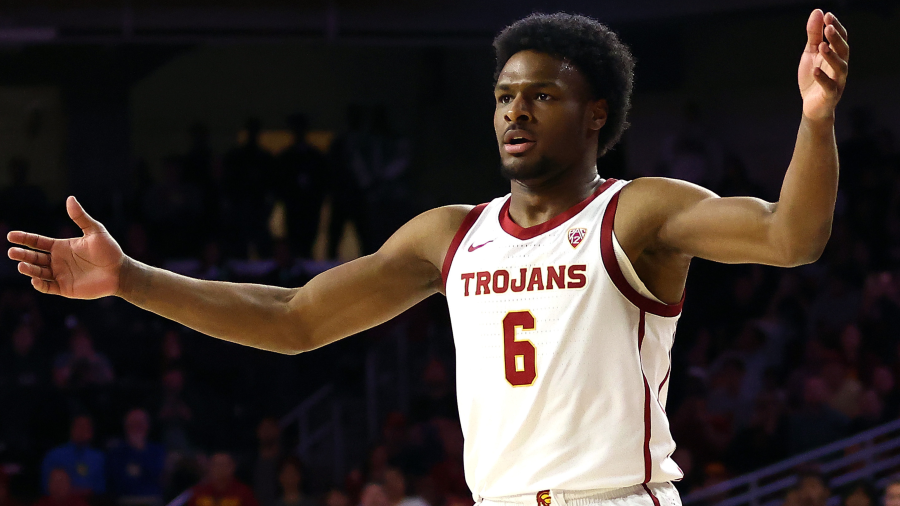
xmin=442 ymin=178 xmax=685 ymax=499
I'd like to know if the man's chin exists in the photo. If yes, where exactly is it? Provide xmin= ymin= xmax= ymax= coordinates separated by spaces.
xmin=499 ymin=156 xmax=554 ymax=181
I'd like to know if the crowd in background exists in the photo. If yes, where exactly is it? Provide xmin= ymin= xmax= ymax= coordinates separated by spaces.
xmin=1 ymin=103 xmax=900 ymax=506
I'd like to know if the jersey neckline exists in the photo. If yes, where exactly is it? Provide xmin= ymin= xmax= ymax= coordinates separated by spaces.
xmin=498 ymin=178 xmax=618 ymax=240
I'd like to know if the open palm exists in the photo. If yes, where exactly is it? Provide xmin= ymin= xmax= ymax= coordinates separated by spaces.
xmin=798 ymin=9 xmax=849 ymax=120
xmin=7 ymin=196 xmax=125 ymax=299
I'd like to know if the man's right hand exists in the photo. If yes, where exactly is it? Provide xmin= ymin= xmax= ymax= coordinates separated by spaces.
xmin=7 ymin=196 xmax=126 ymax=299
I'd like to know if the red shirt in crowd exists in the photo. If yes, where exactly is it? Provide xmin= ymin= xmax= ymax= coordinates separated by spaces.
xmin=33 ymin=496 xmax=91 ymax=506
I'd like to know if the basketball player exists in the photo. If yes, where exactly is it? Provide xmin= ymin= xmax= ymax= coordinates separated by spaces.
xmin=7 ymin=9 xmax=848 ymax=506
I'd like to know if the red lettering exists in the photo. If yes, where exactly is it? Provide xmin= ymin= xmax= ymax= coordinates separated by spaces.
xmin=493 ymin=269 xmax=510 ymax=293
xmin=527 ymin=267 xmax=544 ymax=291
xmin=567 ymin=264 xmax=587 ymax=288
xmin=461 ymin=273 xmax=475 ymax=296
xmin=511 ymin=268 xmax=527 ymax=292
xmin=546 ymin=265 xmax=566 ymax=290
xmin=475 ymin=271 xmax=491 ymax=295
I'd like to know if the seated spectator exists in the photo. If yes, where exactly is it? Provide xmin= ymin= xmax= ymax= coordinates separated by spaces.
xmin=324 ymin=490 xmax=349 ymax=506
xmin=249 ymin=418 xmax=283 ymax=506
xmin=383 ymin=467 xmax=427 ymax=506
xmin=840 ymin=480 xmax=874 ymax=506
xmin=187 ymin=453 xmax=257 ymax=506
xmin=0 ymin=469 xmax=22 ymax=506
xmin=41 ymin=415 xmax=105 ymax=496
xmin=106 ymin=408 xmax=166 ymax=506
xmin=34 ymin=470 xmax=91 ymax=506
xmin=359 ymin=484 xmax=388 ymax=506
xmin=884 ymin=478 xmax=900 ymax=506
xmin=787 ymin=471 xmax=829 ymax=506
xmin=409 ymin=361 xmax=457 ymax=424
xmin=52 ymin=327 xmax=114 ymax=390
xmin=157 ymin=368 xmax=194 ymax=452
xmin=788 ymin=376 xmax=848 ymax=454
xmin=272 ymin=457 xmax=316 ymax=506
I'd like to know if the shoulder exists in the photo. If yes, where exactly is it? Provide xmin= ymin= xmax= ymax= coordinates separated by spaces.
xmin=617 ymin=177 xmax=718 ymax=225
xmin=379 ymin=205 xmax=477 ymax=263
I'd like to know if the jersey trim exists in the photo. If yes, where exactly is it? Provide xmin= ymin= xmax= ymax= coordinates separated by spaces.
xmin=442 ymin=203 xmax=488 ymax=289
xmin=640 ymin=484 xmax=661 ymax=506
xmin=638 ymin=310 xmax=653 ymax=484
xmin=498 ymin=178 xmax=617 ymax=240
xmin=601 ymin=189 xmax=685 ymax=317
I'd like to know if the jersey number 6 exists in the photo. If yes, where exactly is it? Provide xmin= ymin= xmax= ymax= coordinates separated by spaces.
xmin=503 ymin=311 xmax=537 ymax=386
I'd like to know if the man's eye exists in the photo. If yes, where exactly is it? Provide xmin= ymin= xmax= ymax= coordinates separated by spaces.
xmin=537 ymin=93 xmax=551 ymax=101
xmin=497 ymin=95 xmax=512 ymax=104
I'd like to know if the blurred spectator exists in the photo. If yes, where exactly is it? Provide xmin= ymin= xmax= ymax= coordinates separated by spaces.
xmin=822 ymin=359 xmax=862 ymax=419
xmin=788 ymin=377 xmax=849 ymax=454
xmin=0 ymin=157 xmax=49 ymax=233
xmin=248 ymin=418 xmax=283 ymax=506
xmin=142 ymin=156 xmax=204 ymax=258
xmin=52 ymin=327 xmax=114 ymax=390
xmin=328 ymin=105 xmax=373 ymax=257
xmin=409 ymin=360 xmax=457 ymax=424
xmin=0 ymin=470 xmax=22 ymax=506
xmin=783 ymin=471 xmax=829 ymax=506
xmin=106 ymin=409 xmax=166 ymax=506
xmin=271 ymin=457 xmax=315 ymax=506
xmin=186 ymin=453 xmax=258 ymax=506
xmin=359 ymin=484 xmax=388 ymax=506
xmin=157 ymin=368 xmax=194 ymax=452
xmin=383 ymin=467 xmax=427 ymax=506
xmin=871 ymin=366 xmax=900 ymax=420
xmin=724 ymin=393 xmax=788 ymax=474
xmin=222 ymin=118 xmax=276 ymax=258
xmin=33 ymin=470 xmax=91 ymax=506
xmin=276 ymin=113 xmax=328 ymax=258
xmin=41 ymin=416 xmax=105 ymax=496
xmin=324 ymin=490 xmax=349 ymax=506
xmin=883 ymin=478 xmax=900 ymax=506
xmin=0 ymin=320 xmax=47 ymax=390
xmin=839 ymin=480 xmax=874 ymax=506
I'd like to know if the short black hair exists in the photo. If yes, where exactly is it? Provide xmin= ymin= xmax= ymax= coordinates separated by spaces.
xmin=493 ymin=12 xmax=635 ymax=157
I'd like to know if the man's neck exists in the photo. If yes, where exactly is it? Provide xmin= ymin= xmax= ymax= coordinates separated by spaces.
xmin=507 ymin=164 xmax=602 ymax=229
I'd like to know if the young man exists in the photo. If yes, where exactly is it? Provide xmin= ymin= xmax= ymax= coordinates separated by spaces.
xmin=7 ymin=10 xmax=848 ymax=506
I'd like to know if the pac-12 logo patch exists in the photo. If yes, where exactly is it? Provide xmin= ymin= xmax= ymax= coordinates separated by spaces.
xmin=567 ymin=227 xmax=587 ymax=248
xmin=536 ymin=491 xmax=551 ymax=506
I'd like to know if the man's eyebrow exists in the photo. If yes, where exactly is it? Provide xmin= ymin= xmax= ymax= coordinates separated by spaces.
xmin=494 ymin=81 xmax=562 ymax=91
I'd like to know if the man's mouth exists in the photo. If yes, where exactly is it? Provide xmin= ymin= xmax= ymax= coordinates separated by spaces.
xmin=503 ymin=131 xmax=537 ymax=154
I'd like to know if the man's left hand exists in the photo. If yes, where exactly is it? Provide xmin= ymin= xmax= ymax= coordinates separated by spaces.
xmin=799 ymin=9 xmax=849 ymax=121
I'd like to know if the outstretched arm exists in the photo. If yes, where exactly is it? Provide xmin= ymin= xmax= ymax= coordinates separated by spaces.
xmin=629 ymin=9 xmax=848 ymax=267
xmin=8 ymin=197 xmax=470 ymax=354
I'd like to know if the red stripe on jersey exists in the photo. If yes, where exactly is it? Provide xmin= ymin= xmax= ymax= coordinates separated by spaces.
xmin=442 ymin=204 xmax=488 ymax=289
xmin=658 ymin=367 xmax=671 ymax=396
xmin=498 ymin=178 xmax=617 ymax=240
xmin=600 ymin=189 xmax=685 ymax=317
xmin=638 ymin=310 xmax=653 ymax=484
xmin=641 ymin=484 xmax=662 ymax=506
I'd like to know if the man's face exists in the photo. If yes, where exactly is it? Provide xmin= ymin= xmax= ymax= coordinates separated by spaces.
xmin=70 ymin=416 xmax=93 ymax=445
xmin=493 ymin=50 xmax=606 ymax=182
xmin=884 ymin=484 xmax=900 ymax=506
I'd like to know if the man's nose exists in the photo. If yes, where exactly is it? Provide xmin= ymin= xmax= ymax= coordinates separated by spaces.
xmin=504 ymin=95 xmax=532 ymax=123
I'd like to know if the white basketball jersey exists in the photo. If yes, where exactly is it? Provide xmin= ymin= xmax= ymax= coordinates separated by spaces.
xmin=442 ymin=178 xmax=685 ymax=500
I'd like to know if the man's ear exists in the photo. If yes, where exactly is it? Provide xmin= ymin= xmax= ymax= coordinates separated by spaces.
xmin=588 ymin=99 xmax=609 ymax=131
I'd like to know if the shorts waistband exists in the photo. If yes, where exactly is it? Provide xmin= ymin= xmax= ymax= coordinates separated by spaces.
xmin=479 ymin=484 xmax=664 ymax=506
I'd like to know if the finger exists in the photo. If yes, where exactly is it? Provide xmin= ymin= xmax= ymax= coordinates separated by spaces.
xmin=806 ymin=9 xmax=825 ymax=51
xmin=824 ymin=12 xmax=848 ymax=42
xmin=8 ymin=247 xmax=51 ymax=266
xmin=7 ymin=230 xmax=56 ymax=252
xmin=31 ymin=276 xmax=59 ymax=295
xmin=813 ymin=67 xmax=838 ymax=94
xmin=66 ymin=196 xmax=103 ymax=234
xmin=819 ymin=41 xmax=848 ymax=81
xmin=824 ymin=23 xmax=849 ymax=62
xmin=18 ymin=261 xmax=53 ymax=280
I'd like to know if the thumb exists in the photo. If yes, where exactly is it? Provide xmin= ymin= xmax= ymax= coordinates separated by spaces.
xmin=66 ymin=196 xmax=103 ymax=234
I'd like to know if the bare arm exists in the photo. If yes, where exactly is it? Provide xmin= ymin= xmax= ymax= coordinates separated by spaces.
xmin=631 ymin=10 xmax=848 ymax=267
xmin=8 ymin=197 xmax=471 ymax=355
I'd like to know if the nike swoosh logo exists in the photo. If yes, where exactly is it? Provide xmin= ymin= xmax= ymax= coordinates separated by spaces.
xmin=467 ymin=240 xmax=494 ymax=252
